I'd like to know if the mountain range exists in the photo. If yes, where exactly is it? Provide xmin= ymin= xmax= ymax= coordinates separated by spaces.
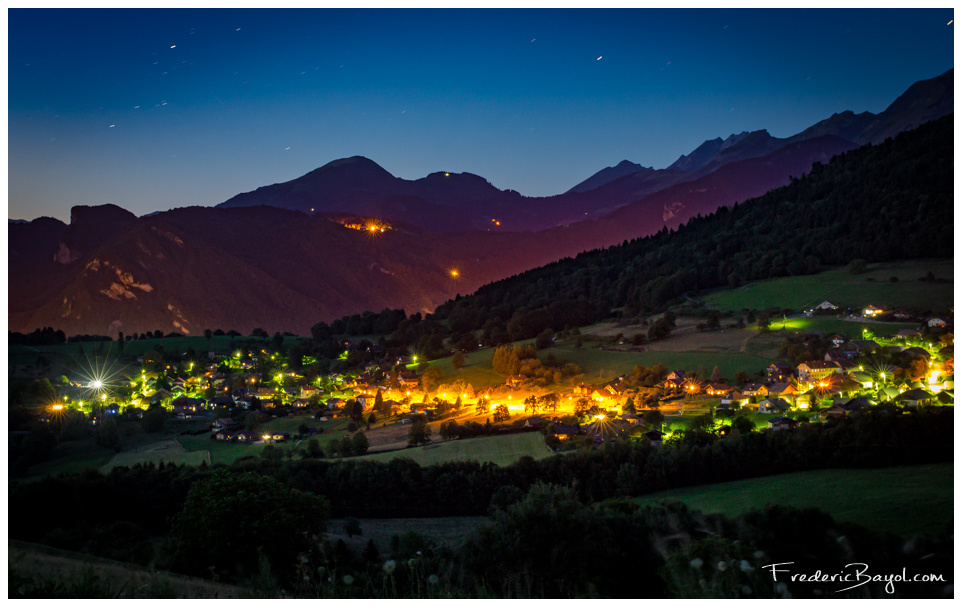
xmin=9 ymin=69 xmax=953 ymax=336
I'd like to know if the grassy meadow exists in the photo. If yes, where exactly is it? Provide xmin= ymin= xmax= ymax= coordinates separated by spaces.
xmin=634 ymin=463 xmax=953 ymax=539
xmin=700 ymin=259 xmax=953 ymax=313
xmin=354 ymin=431 xmax=551 ymax=467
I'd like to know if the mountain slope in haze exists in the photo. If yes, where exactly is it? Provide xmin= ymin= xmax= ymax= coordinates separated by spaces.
xmin=8 ymin=205 xmax=589 ymax=336
xmin=432 ymin=114 xmax=954 ymax=334
xmin=8 ymin=114 xmax=950 ymax=337
xmin=566 ymin=160 xmax=651 ymax=193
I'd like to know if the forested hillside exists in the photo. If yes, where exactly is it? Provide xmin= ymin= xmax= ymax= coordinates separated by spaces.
xmin=432 ymin=115 xmax=953 ymax=340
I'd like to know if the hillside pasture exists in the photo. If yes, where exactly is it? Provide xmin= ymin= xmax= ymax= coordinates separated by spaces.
xmin=634 ymin=463 xmax=953 ymax=539
xmin=353 ymin=431 xmax=551 ymax=467
xmin=100 ymin=439 xmax=209 ymax=472
xmin=700 ymin=259 xmax=953 ymax=313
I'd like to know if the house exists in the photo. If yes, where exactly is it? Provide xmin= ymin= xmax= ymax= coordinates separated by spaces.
xmin=586 ymin=419 xmax=622 ymax=442
xmin=171 ymin=397 xmax=206 ymax=415
xmin=740 ymin=383 xmax=769 ymax=398
xmin=824 ymin=349 xmax=849 ymax=364
xmin=397 ymin=372 xmax=420 ymax=389
xmin=849 ymin=340 xmax=881 ymax=353
xmin=212 ymin=418 xmax=239 ymax=431
xmin=591 ymin=383 xmax=626 ymax=401
xmin=927 ymin=317 xmax=950 ymax=328
xmin=757 ymin=398 xmax=791 ymax=414
xmin=263 ymin=432 xmax=290 ymax=443
xmin=212 ymin=426 xmax=243 ymax=441
xmin=551 ymin=423 xmax=581 ymax=441
xmin=935 ymin=390 xmax=954 ymax=405
xmin=208 ymin=395 xmax=235 ymax=409
xmin=356 ymin=394 xmax=377 ymax=407
xmin=665 ymin=370 xmax=686 ymax=383
xmin=768 ymin=416 xmax=798 ymax=431
xmin=814 ymin=301 xmax=838 ymax=311
xmin=643 ymin=429 xmax=666 ymax=445
xmin=849 ymin=371 xmax=875 ymax=389
xmin=298 ymin=384 xmax=320 ymax=398
xmin=505 ymin=375 xmax=525 ymax=388
xmin=236 ymin=429 xmax=263 ymax=443
xmin=876 ymin=387 xmax=901 ymax=403
xmin=820 ymin=398 xmax=870 ymax=419
xmin=524 ymin=416 xmax=546 ymax=429
xmin=706 ymin=383 xmax=732 ymax=396
xmin=863 ymin=305 xmax=885 ymax=318
xmin=816 ymin=376 xmax=862 ymax=398
xmin=902 ymin=346 xmax=931 ymax=360
xmin=797 ymin=360 xmax=838 ymax=383
xmin=828 ymin=334 xmax=848 ymax=348
xmin=895 ymin=388 xmax=935 ymax=408
xmin=660 ymin=376 xmax=686 ymax=390
xmin=895 ymin=328 xmax=921 ymax=340
xmin=720 ymin=391 xmax=750 ymax=407
xmin=105 ymin=403 xmax=120 ymax=415
xmin=767 ymin=382 xmax=799 ymax=399
xmin=766 ymin=362 xmax=793 ymax=382
xmin=326 ymin=397 xmax=346 ymax=410
xmin=621 ymin=413 xmax=641 ymax=425
xmin=292 ymin=398 xmax=311 ymax=408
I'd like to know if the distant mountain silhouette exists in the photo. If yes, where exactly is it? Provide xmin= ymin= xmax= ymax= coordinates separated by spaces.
xmin=566 ymin=160 xmax=651 ymax=193
xmin=9 ymin=70 xmax=953 ymax=336
xmin=857 ymin=69 xmax=954 ymax=144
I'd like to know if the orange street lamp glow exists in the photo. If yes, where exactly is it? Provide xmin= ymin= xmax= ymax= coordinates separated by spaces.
xmin=450 ymin=269 xmax=459 ymax=278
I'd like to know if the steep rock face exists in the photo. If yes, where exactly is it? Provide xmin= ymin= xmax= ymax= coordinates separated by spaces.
xmin=55 ymin=204 xmax=138 ymax=265
xmin=9 ymin=216 xmax=67 ymax=272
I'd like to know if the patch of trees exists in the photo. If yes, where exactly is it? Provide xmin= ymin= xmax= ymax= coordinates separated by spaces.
xmin=9 ymin=327 xmax=66 ymax=346
xmin=8 ymin=406 xmax=953 ymax=595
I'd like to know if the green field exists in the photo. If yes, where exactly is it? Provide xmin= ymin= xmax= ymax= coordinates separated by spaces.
xmin=701 ymin=259 xmax=953 ymax=313
xmin=634 ymin=463 xmax=953 ymax=538
xmin=9 ymin=334 xmax=306 ymax=366
xmin=356 ymin=431 xmax=551 ymax=467
xmin=19 ymin=440 xmax=116 ymax=481
xmin=427 ymin=347 xmax=505 ymax=388
xmin=100 ymin=439 xmax=210 ymax=472
xmin=551 ymin=345 xmax=770 ymax=380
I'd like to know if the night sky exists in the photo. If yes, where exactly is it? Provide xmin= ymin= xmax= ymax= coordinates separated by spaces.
xmin=8 ymin=8 xmax=954 ymax=223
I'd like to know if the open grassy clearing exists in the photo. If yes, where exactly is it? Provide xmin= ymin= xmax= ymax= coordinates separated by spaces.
xmin=701 ymin=259 xmax=953 ymax=313
xmin=100 ymin=439 xmax=209 ymax=472
xmin=354 ymin=431 xmax=551 ymax=467
xmin=634 ymin=463 xmax=953 ymax=539
xmin=550 ymin=345 xmax=771 ymax=379
xmin=18 ymin=439 xmax=116 ymax=481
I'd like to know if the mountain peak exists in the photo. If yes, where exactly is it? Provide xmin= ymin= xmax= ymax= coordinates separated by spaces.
xmin=566 ymin=160 xmax=650 ymax=194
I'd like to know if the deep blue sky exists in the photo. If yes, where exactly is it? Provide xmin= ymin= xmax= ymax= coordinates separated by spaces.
xmin=8 ymin=8 xmax=955 ymax=222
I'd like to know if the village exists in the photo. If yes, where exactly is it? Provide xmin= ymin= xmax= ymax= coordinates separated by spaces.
xmin=43 ymin=299 xmax=954 ymax=457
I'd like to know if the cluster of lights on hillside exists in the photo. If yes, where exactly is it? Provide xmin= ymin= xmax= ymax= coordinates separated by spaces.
xmin=337 ymin=219 xmax=391 ymax=234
